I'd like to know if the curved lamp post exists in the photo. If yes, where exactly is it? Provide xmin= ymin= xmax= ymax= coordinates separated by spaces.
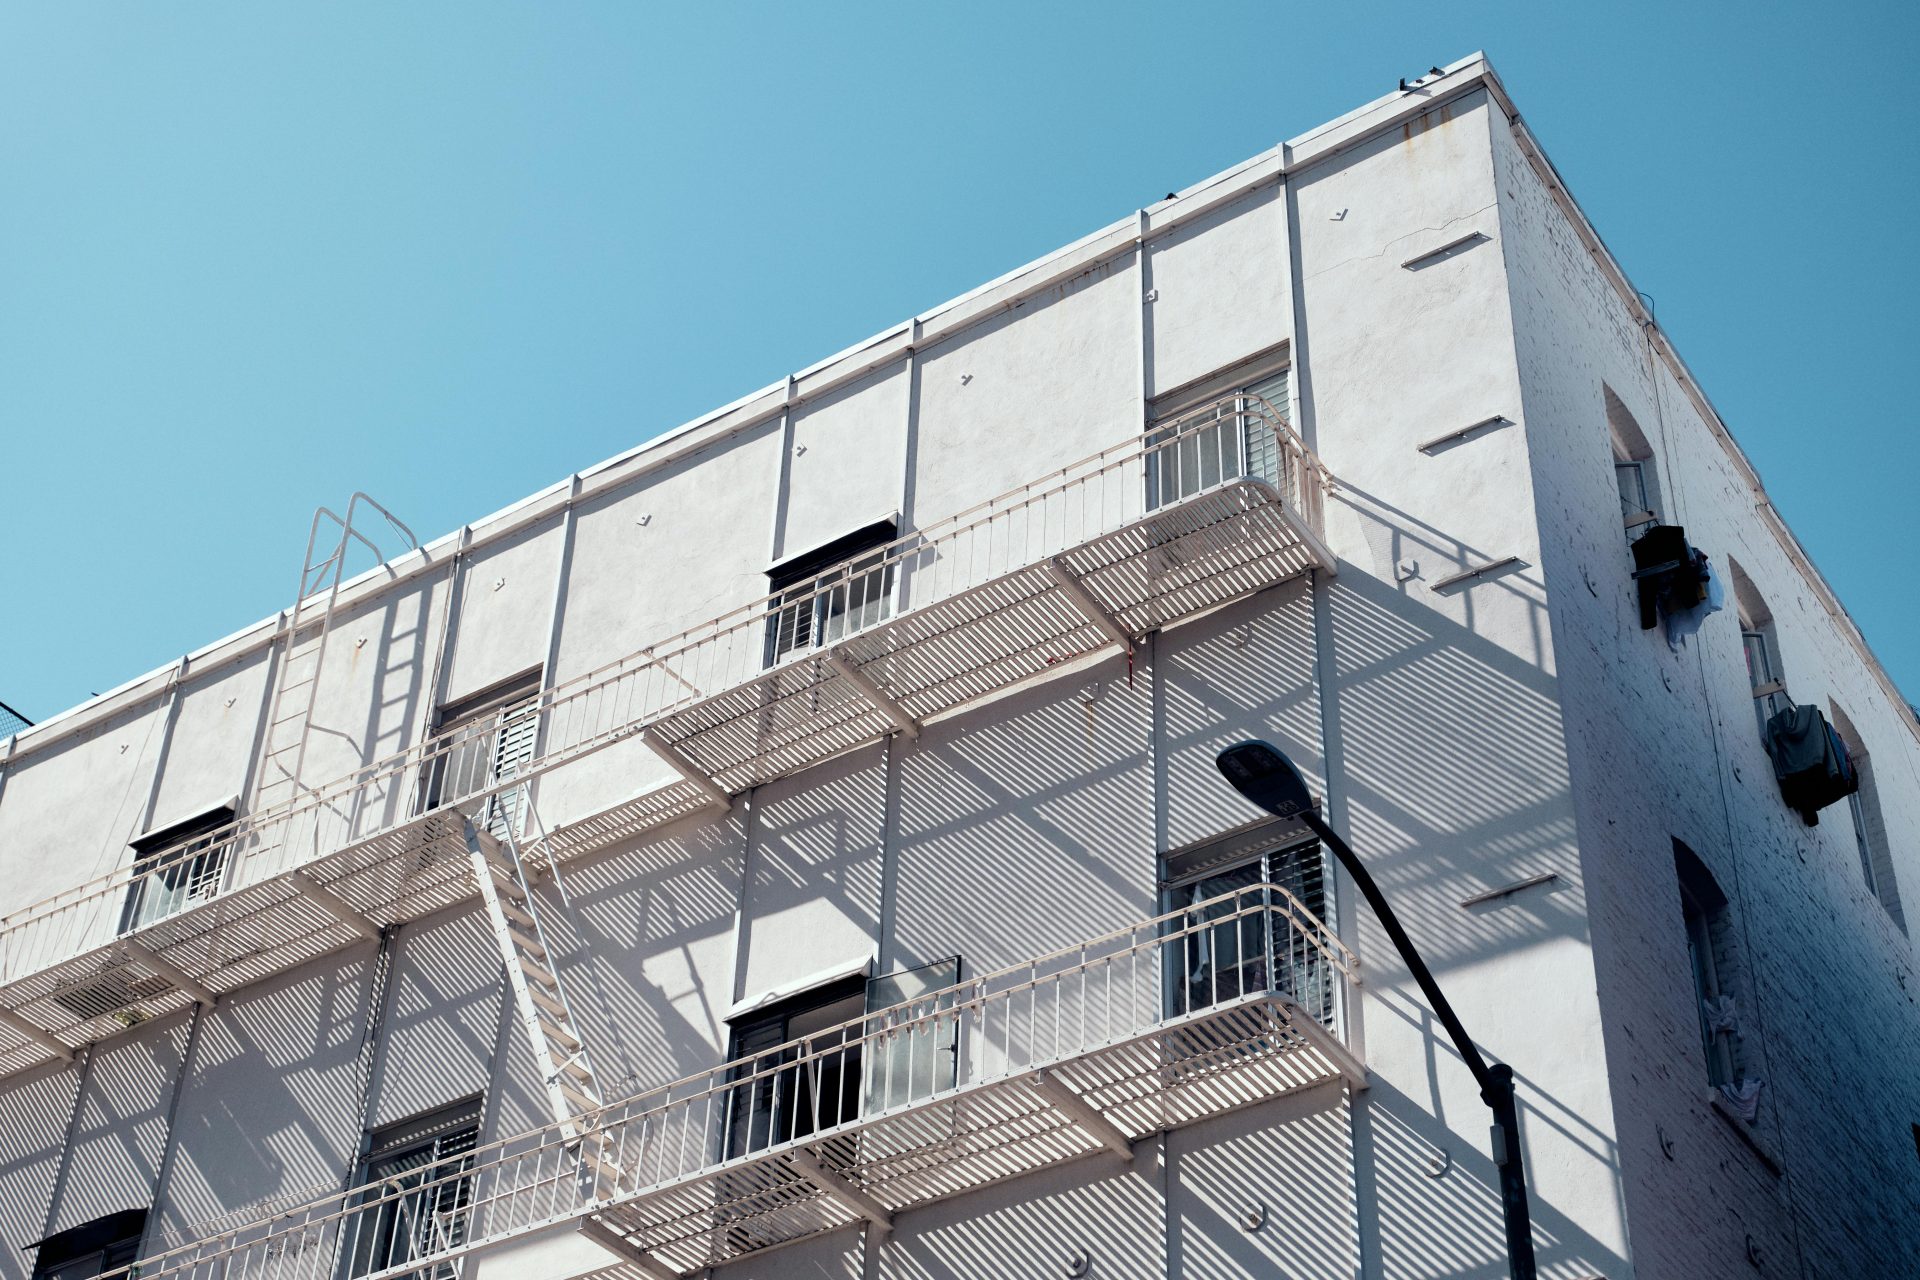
xmin=1215 ymin=739 xmax=1538 ymax=1280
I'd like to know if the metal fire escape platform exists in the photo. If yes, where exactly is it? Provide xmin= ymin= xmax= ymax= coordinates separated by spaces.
xmin=100 ymin=884 xmax=1362 ymax=1280
xmin=0 ymin=407 xmax=1334 ymax=1078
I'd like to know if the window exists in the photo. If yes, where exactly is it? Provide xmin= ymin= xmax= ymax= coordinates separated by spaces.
xmin=864 ymin=956 xmax=963 ymax=1113
xmin=121 ymin=805 xmax=235 ymax=932
xmin=1830 ymin=704 xmax=1907 ymax=933
xmin=720 ymin=957 xmax=964 ymax=1161
xmin=1605 ymin=386 xmax=1660 ymax=543
xmin=421 ymin=671 xmax=541 ymax=836
xmin=1729 ymin=560 xmax=1787 ymax=741
xmin=28 ymin=1210 xmax=145 ymax=1280
xmin=342 ymin=1099 xmax=482 ymax=1280
xmin=1148 ymin=362 xmax=1292 ymax=509
xmin=1160 ymin=832 xmax=1331 ymax=1025
xmin=1674 ymin=842 xmax=1742 ymax=1089
xmin=764 ymin=518 xmax=898 ymax=667
xmin=723 ymin=976 xmax=868 ymax=1158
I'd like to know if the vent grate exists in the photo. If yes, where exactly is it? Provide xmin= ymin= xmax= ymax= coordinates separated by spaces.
xmin=51 ymin=965 xmax=174 ymax=1022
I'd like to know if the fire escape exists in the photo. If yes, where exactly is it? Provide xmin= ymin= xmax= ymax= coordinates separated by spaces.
xmin=0 ymin=394 xmax=1363 ymax=1279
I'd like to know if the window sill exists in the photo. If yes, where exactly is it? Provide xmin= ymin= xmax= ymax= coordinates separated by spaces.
xmin=1706 ymin=1091 xmax=1785 ymax=1176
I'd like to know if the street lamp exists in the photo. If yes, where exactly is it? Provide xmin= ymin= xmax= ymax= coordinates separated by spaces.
xmin=1215 ymin=739 xmax=1538 ymax=1280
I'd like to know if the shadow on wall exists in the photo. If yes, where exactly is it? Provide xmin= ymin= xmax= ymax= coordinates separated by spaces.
xmin=153 ymin=953 xmax=376 ymax=1250
xmin=1363 ymin=993 xmax=1630 ymax=1279
xmin=1323 ymin=482 xmax=1585 ymax=977
xmin=530 ymin=815 xmax=744 ymax=1096
xmin=1170 ymin=1083 xmax=1357 ymax=1280
xmin=892 ymin=660 xmax=1156 ymax=974
xmin=43 ymin=1016 xmax=191 ymax=1236
xmin=1363 ymin=1075 xmax=1629 ymax=1280
xmin=0 ymin=1065 xmax=83 ymax=1280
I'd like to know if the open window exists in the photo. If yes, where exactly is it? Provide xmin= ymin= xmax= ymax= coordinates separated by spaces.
xmin=1159 ymin=826 xmax=1331 ymax=1026
xmin=1606 ymin=385 xmax=1661 ymax=544
xmin=27 ymin=1209 xmax=145 ymax=1280
xmin=420 ymin=670 xmax=541 ymax=836
xmin=1829 ymin=703 xmax=1907 ymax=933
xmin=722 ymin=975 xmax=868 ymax=1159
xmin=1674 ymin=841 xmax=1744 ymax=1091
xmin=121 ymin=803 xmax=236 ymax=932
xmin=1729 ymin=560 xmax=1788 ymax=741
xmin=341 ymin=1098 xmax=482 ymax=1280
xmin=1147 ymin=352 xmax=1291 ymax=509
xmin=764 ymin=518 xmax=898 ymax=667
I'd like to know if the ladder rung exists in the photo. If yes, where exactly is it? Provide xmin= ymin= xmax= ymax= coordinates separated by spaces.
xmin=496 ymin=898 xmax=537 ymax=929
xmin=519 ymin=957 xmax=561 ymax=990
xmin=526 ymin=985 xmax=570 ymax=1018
xmin=536 ymin=1012 xmax=582 ymax=1051
xmin=558 ymin=1057 xmax=595 ymax=1084
xmin=507 ymin=928 xmax=547 ymax=959
xmin=556 ymin=1078 xmax=601 ymax=1111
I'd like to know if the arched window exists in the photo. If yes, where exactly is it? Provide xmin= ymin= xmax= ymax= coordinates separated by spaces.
xmin=1828 ymin=702 xmax=1907 ymax=934
xmin=1674 ymin=840 xmax=1746 ymax=1089
xmin=1606 ymin=385 xmax=1661 ymax=545
xmin=1727 ymin=558 xmax=1786 ymax=741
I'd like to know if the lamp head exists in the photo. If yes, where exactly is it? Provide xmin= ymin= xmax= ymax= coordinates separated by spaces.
xmin=1215 ymin=739 xmax=1315 ymax=819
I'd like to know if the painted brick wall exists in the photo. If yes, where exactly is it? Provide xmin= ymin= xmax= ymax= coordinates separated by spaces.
xmin=1494 ymin=111 xmax=1920 ymax=1276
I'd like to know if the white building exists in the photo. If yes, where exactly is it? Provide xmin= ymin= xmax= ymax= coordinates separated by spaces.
xmin=1 ymin=53 xmax=1914 ymax=1280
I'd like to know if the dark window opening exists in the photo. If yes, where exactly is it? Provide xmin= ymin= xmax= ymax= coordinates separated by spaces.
xmin=764 ymin=519 xmax=898 ymax=667
xmin=342 ymin=1098 xmax=482 ymax=1280
xmin=28 ymin=1209 xmax=145 ymax=1280
xmin=723 ymin=976 xmax=868 ymax=1159
xmin=1675 ymin=841 xmax=1740 ymax=1089
xmin=121 ymin=806 xmax=236 ymax=933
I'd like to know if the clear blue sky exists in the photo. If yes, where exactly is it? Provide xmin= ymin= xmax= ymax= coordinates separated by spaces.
xmin=2 ymin=3 xmax=1915 ymax=722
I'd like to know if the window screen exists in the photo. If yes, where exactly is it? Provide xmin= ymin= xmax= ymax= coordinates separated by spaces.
xmin=1160 ymin=836 xmax=1332 ymax=1026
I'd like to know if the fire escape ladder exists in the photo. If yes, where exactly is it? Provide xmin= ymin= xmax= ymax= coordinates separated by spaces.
xmin=251 ymin=494 xmax=418 ymax=818
xmin=465 ymin=806 xmax=624 ymax=1190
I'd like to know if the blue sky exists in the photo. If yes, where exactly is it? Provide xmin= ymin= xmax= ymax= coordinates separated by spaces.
xmin=2 ymin=2 xmax=1915 ymax=722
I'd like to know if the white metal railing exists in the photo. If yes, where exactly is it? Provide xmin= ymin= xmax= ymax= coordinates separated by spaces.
xmin=0 ymin=395 xmax=1328 ymax=989
xmin=97 ymin=881 xmax=1357 ymax=1280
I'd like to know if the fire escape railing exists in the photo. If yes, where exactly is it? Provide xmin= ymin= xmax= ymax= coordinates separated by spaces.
xmin=0 ymin=394 xmax=1332 ymax=1048
xmin=102 ymin=882 xmax=1361 ymax=1280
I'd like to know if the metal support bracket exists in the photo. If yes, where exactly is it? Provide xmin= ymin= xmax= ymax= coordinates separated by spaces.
xmin=1280 ymin=1002 xmax=1370 ymax=1090
xmin=0 ymin=1007 xmax=75 ymax=1061
xmin=576 ymin=1215 xmax=682 ymax=1280
xmin=787 ymin=1148 xmax=893 ymax=1234
xmin=123 ymin=940 xmax=216 ymax=1008
xmin=1044 ymin=557 xmax=1134 ymax=654
xmin=289 ymin=870 xmax=381 ymax=942
xmin=824 ymin=648 xmax=919 ymax=738
xmin=1031 ymin=1068 xmax=1134 ymax=1163
xmin=638 ymin=728 xmax=732 ymax=812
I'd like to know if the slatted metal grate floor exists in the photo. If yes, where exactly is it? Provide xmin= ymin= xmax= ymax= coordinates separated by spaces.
xmin=0 ymin=467 xmax=1332 ymax=1078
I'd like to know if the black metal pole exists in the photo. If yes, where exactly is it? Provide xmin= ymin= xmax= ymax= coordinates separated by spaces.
xmin=1215 ymin=741 xmax=1536 ymax=1280
xmin=1298 ymin=810 xmax=1537 ymax=1280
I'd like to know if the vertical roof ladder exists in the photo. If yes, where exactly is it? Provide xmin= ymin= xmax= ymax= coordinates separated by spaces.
xmin=249 ymin=493 xmax=417 ymax=820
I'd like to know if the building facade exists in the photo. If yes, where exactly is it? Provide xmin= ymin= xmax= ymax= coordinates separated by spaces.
xmin=1 ymin=54 xmax=1915 ymax=1280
